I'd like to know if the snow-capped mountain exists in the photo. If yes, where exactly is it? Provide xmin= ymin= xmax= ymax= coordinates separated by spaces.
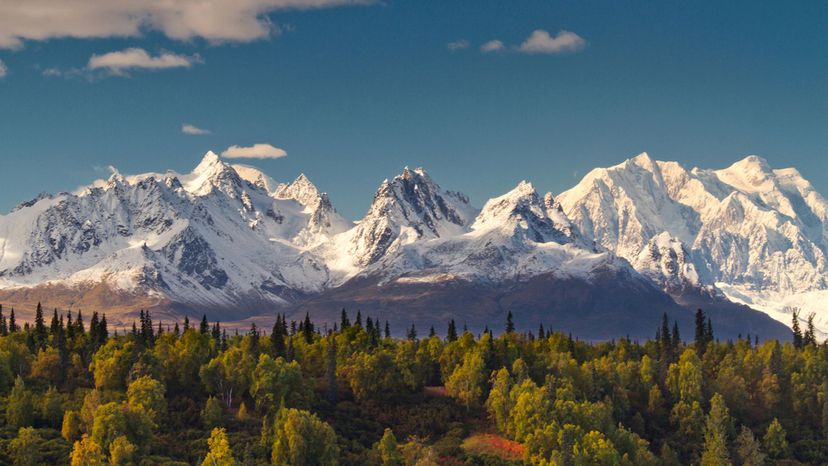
xmin=558 ymin=152 xmax=828 ymax=333
xmin=0 ymin=152 xmax=350 ymax=324
xmin=0 ymin=152 xmax=796 ymax=339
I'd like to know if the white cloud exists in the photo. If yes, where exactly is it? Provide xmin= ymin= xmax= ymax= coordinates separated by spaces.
xmin=447 ymin=39 xmax=469 ymax=51
xmin=517 ymin=29 xmax=587 ymax=55
xmin=221 ymin=143 xmax=287 ymax=159
xmin=0 ymin=59 xmax=6 ymax=78
xmin=42 ymin=67 xmax=62 ymax=77
xmin=480 ymin=40 xmax=505 ymax=53
xmin=182 ymin=124 xmax=211 ymax=135
xmin=88 ymin=48 xmax=201 ymax=74
xmin=0 ymin=0 xmax=373 ymax=49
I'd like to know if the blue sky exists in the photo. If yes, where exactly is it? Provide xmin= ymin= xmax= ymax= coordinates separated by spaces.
xmin=0 ymin=0 xmax=826 ymax=219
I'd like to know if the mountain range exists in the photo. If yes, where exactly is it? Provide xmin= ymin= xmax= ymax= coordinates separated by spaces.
xmin=1 ymin=151 xmax=822 ymax=340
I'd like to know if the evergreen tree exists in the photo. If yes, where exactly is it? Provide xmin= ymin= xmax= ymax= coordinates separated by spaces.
xmin=200 ymin=315 xmax=209 ymax=335
xmin=89 ymin=312 xmax=99 ymax=346
xmin=384 ymin=321 xmax=391 ymax=339
xmin=792 ymin=310 xmax=803 ymax=349
xmin=506 ymin=311 xmax=515 ymax=333
xmin=429 ymin=326 xmax=436 ymax=338
xmin=355 ymin=311 xmax=362 ymax=328
xmin=671 ymin=321 xmax=681 ymax=350
xmin=706 ymin=318 xmax=714 ymax=345
xmin=0 ymin=305 xmax=6 ymax=336
xmin=98 ymin=314 xmax=108 ymax=344
xmin=804 ymin=312 xmax=816 ymax=346
xmin=271 ymin=315 xmax=286 ymax=358
xmin=407 ymin=324 xmax=417 ymax=341
xmin=302 ymin=313 xmax=314 ymax=344
xmin=34 ymin=302 xmax=47 ymax=349
xmin=66 ymin=311 xmax=75 ymax=340
xmin=183 ymin=316 xmax=190 ymax=332
xmin=447 ymin=319 xmax=458 ymax=342
xmin=75 ymin=310 xmax=84 ymax=335
xmin=8 ymin=308 xmax=16 ymax=333
xmin=694 ymin=308 xmax=706 ymax=355
xmin=340 ymin=309 xmax=350 ymax=329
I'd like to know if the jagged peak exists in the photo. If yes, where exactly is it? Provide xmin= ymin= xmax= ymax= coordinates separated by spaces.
xmin=192 ymin=151 xmax=225 ymax=175
xmin=275 ymin=173 xmax=323 ymax=208
xmin=475 ymin=181 xmax=542 ymax=224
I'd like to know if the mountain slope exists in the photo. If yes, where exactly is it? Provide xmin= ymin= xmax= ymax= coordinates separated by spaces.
xmin=558 ymin=152 xmax=828 ymax=332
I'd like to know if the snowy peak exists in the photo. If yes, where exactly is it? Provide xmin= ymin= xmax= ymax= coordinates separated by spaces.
xmin=472 ymin=181 xmax=572 ymax=244
xmin=348 ymin=167 xmax=476 ymax=266
xmin=275 ymin=174 xmax=322 ymax=208
xmin=714 ymin=155 xmax=775 ymax=193
xmin=232 ymin=164 xmax=279 ymax=194
xmin=184 ymin=151 xmax=245 ymax=197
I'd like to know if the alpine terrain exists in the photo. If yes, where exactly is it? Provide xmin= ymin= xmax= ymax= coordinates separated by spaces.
xmin=0 ymin=151 xmax=812 ymax=340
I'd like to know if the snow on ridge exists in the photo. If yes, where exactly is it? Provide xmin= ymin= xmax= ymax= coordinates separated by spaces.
xmin=2 ymin=150 xmax=827 ymax=334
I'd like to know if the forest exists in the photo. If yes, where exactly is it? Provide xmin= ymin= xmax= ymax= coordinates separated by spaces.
xmin=0 ymin=302 xmax=823 ymax=466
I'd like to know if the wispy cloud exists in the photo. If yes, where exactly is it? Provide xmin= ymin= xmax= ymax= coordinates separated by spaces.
xmin=0 ymin=59 xmax=7 ymax=78
xmin=480 ymin=40 xmax=505 ymax=53
xmin=221 ymin=143 xmax=287 ymax=160
xmin=0 ymin=0 xmax=375 ymax=50
xmin=88 ymin=48 xmax=201 ymax=75
xmin=447 ymin=39 xmax=469 ymax=51
xmin=517 ymin=29 xmax=587 ymax=55
xmin=181 ymin=124 xmax=211 ymax=135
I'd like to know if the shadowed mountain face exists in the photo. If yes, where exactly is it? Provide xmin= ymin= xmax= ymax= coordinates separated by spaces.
xmin=0 ymin=152 xmax=804 ymax=340
xmin=290 ymin=269 xmax=790 ymax=341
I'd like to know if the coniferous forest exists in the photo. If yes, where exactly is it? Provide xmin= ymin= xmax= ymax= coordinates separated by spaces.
xmin=0 ymin=303 xmax=824 ymax=465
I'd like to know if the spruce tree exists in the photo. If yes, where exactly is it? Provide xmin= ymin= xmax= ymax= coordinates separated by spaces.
xmin=183 ymin=316 xmax=190 ymax=332
xmin=75 ymin=310 xmax=84 ymax=334
xmin=8 ymin=308 xmax=16 ymax=333
xmin=407 ymin=324 xmax=417 ymax=341
xmin=355 ymin=311 xmax=362 ymax=328
xmin=66 ymin=311 xmax=74 ymax=340
xmin=34 ymin=302 xmax=47 ymax=349
xmin=271 ymin=315 xmax=285 ymax=358
xmin=538 ymin=323 xmax=545 ymax=340
xmin=303 ymin=313 xmax=314 ymax=344
xmin=694 ymin=308 xmax=706 ymax=355
xmin=792 ymin=309 xmax=803 ymax=349
xmin=384 ymin=321 xmax=391 ymax=339
xmin=804 ymin=312 xmax=816 ymax=346
xmin=340 ymin=309 xmax=350 ymax=329
xmin=671 ymin=321 xmax=681 ymax=350
xmin=200 ymin=315 xmax=209 ymax=335
xmin=0 ymin=305 xmax=7 ymax=336
xmin=99 ymin=314 xmax=108 ymax=344
xmin=505 ymin=311 xmax=515 ymax=333
xmin=447 ymin=320 xmax=458 ymax=342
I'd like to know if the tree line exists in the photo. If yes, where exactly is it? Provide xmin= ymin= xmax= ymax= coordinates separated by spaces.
xmin=0 ymin=303 xmax=823 ymax=465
